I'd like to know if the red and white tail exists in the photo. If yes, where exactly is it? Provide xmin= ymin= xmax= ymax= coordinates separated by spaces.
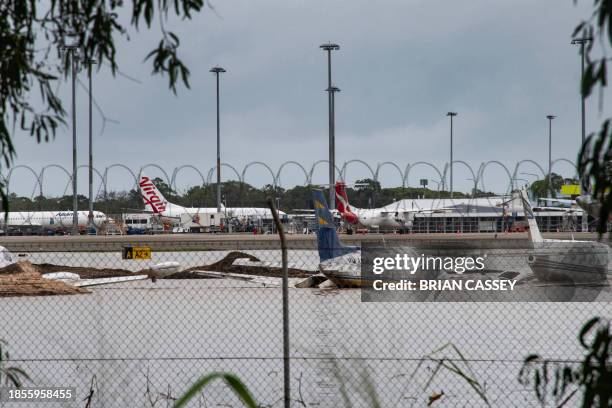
xmin=139 ymin=173 xmax=168 ymax=214
xmin=335 ymin=181 xmax=359 ymax=224
xmin=335 ymin=181 xmax=351 ymax=213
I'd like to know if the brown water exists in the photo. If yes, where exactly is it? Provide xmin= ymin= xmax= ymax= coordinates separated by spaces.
xmin=0 ymin=249 xmax=611 ymax=407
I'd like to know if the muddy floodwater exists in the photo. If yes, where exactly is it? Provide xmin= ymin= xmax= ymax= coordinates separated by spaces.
xmin=0 ymin=250 xmax=611 ymax=407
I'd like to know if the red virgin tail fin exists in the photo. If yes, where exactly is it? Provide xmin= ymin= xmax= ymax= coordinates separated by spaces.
xmin=139 ymin=173 xmax=168 ymax=214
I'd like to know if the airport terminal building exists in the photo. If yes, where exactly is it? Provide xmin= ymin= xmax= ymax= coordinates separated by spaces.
xmin=380 ymin=197 xmax=589 ymax=233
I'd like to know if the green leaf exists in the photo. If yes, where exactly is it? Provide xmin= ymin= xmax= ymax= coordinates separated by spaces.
xmin=173 ymin=372 xmax=257 ymax=408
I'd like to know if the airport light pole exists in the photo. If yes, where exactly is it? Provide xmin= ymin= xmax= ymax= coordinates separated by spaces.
xmin=210 ymin=66 xmax=226 ymax=214
xmin=87 ymin=58 xmax=97 ymax=230
xmin=320 ymin=43 xmax=340 ymax=210
xmin=547 ymin=115 xmax=556 ymax=198
xmin=446 ymin=112 xmax=457 ymax=198
xmin=62 ymin=32 xmax=80 ymax=235
xmin=328 ymin=85 xmax=340 ymax=204
xmin=571 ymin=37 xmax=592 ymax=145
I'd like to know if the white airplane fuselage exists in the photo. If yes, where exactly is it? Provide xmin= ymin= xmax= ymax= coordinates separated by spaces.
xmin=157 ymin=203 xmax=285 ymax=220
xmin=349 ymin=207 xmax=406 ymax=229
xmin=0 ymin=210 xmax=108 ymax=230
xmin=334 ymin=182 xmax=414 ymax=229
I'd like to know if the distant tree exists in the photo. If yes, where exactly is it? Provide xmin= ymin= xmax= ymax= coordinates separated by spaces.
xmin=574 ymin=0 xmax=612 ymax=234
xmin=151 ymin=177 xmax=181 ymax=203
xmin=471 ymin=189 xmax=496 ymax=198
xmin=529 ymin=173 xmax=565 ymax=198
xmin=94 ymin=190 xmax=142 ymax=215
xmin=183 ymin=185 xmax=212 ymax=208
xmin=352 ymin=179 xmax=380 ymax=208
xmin=280 ymin=185 xmax=315 ymax=211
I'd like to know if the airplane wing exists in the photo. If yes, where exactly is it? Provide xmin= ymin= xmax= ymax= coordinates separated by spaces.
xmin=232 ymin=258 xmax=318 ymax=272
xmin=73 ymin=275 xmax=149 ymax=287
xmin=189 ymin=270 xmax=318 ymax=288
xmin=188 ymin=270 xmax=282 ymax=287
xmin=43 ymin=272 xmax=148 ymax=287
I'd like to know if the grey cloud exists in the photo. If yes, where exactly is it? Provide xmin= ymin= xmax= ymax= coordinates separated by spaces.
xmin=8 ymin=0 xmax=605 ymax=198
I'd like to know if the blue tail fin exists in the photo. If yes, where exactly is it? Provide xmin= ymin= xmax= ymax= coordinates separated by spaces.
xmin=312 ymin=189 xmax=359 ymax=262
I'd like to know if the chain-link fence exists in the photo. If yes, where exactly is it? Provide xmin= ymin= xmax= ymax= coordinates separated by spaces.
xmin=0 ymin=236 xmax=610 ymax=407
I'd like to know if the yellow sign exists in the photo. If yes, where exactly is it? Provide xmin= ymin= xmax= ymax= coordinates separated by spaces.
xmin=122 ymin=246 xmax=152 ymax=260
xmin=561 ymin=185 xmax=581 ymax=196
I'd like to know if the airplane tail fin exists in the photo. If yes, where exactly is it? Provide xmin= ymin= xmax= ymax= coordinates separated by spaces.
xmin=312 ymin=189 xmax=359 ymax=262
xmin=335 ymin=181 xmax=351 ymax=213
xmin=518 ymin=188 xmax=543 ymax=243
xmin=138 ymin=173 xmax=169 ymax=214
xmin=335 ymin=181 xmax=359 ymax=224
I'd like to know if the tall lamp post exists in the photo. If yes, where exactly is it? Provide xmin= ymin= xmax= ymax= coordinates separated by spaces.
xmin=446 ymin=112 xmax=457 ymax=198
xmin=210 ymin=66 xmax=226 ymax=214
xmin=547 ymin=115 xmax=556 ymax=198
xmin=320 ymin=43 xmax=340 ymax=210
xmin=571 ymin=37 xmax=592 ymax=145
xmin=87 ymin=58 xmax=97 ymax=230
xmin=62 ymin=32 xmax=80 ymax=235
xmin=327 ymin=85 xmax=340 ymax=203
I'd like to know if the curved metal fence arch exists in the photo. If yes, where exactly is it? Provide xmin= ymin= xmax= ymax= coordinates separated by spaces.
xmin=171 ymin=165 xmax=207 ymax=192
xmin=512 ymin=159 xmax=547 ymax=178
xmin=275 ymin=161 xmax=311 ymax=187
xmin=206 ymin=164 xmax=243 ymax=185
xmin=75 ymin=165 xmax=106 ymax=204
xmin=140 ymin=164 xmax=171 ymax=186
xmin=76 ymin=165 xmax=105 ymax=185
xmin=451 ymin=160 xmax=477 ymax=183
xmin=39 ymin=165 xmax=73 ymax=199
xmin=340 ymin=160 xmax=376 ymax=183
xmin=375 ymin=162 xmax=405 ymax=187
xmin=241 ymin=162 xmax=277 ymax=188
xmin=4 ymin=159 xmax=586 ymax=202
xmin=40 ymin=164 xmax=73 ymax=180
xmin=478 ymin=160 xmax=514 ymax=193
xmin=103 ymin=164 xmax=139 ymax=195
xmin=308 ymin=160 xmax=343 ymax=184
xmin=551 ymin=158 xmax=578 ymax=178
xmin=6 ymin=165 xmax=42 ymax=198
xmin=403 ymin=162 xmax=444 ymax=188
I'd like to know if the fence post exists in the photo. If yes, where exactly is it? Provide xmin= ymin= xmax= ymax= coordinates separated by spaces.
xmin=267 ymin=198 xmax=290 ymax=408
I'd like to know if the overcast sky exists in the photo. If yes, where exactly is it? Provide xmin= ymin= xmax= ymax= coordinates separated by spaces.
xmin=8 ymin=0 xmax=605 ymax=198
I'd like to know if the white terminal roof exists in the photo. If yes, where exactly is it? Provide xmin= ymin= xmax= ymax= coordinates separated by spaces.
xmin=380 ymin=196 xmax=507 ymax=212
xmin=379 ymin=196 xmax=584 ymax=217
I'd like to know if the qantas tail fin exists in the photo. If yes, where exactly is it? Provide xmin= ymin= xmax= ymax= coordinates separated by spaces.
xmin=335 ymin=181 xmax=351 ymax=213
xmin=312 ymin=189 xmax=359 ymax=262
xmin=335 ymin=181 xmax=359 ymax=224
xmin=138 ymin=173 xmax=169 ymax=214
